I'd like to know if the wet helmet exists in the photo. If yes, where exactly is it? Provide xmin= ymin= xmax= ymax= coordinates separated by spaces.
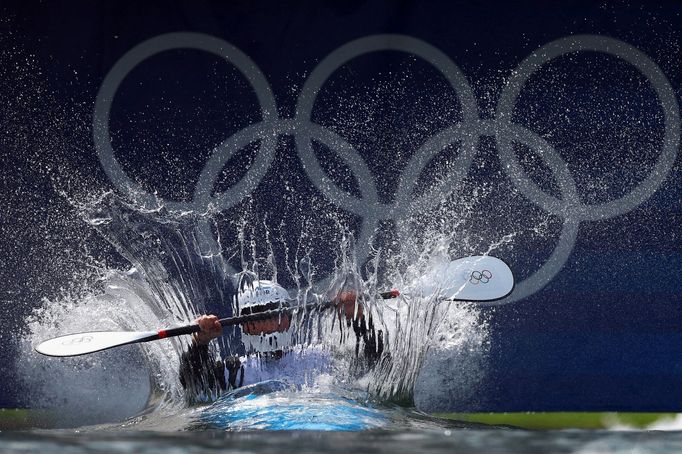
xmin=237 ymin=279 xmax=292 ymax=353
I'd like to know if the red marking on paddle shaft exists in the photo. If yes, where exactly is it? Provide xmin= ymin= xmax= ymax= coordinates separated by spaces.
xmin=157 ymin=330 xmax=168 ymax=339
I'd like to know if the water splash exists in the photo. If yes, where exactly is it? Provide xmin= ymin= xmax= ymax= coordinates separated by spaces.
xmin=18 ymin=190 xmax=497 ymax=428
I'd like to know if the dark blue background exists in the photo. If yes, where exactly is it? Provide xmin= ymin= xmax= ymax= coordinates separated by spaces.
xmin=2 ymin=1 xmax=681 ymax=411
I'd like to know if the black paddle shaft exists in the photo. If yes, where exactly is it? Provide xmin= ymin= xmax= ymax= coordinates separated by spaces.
xmin=155 ymin=290 xmax=399 ymax=340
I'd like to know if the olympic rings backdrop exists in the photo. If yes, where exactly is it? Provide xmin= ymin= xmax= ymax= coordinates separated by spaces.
xmin=3 ymin=1 xmax=682 ymax=411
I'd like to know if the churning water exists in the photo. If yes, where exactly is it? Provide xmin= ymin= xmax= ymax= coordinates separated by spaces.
xmin=13 ymin=194 xmax=682 ymax=453
xmin=16 ymin=192 xmax=491 ymax=431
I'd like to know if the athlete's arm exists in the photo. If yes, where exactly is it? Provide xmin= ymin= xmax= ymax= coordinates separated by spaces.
xmin=333 ymin=290 xmax=363 ymax=320
xmin=333 ymin=291 xmax=384 ymax=366
xmin=178 ymin=312 xmax=288 ymax=401
xmin=178 ymin=315 xmax=227 ymax=402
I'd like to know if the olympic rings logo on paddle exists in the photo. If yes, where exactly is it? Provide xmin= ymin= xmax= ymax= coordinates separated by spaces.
xmin=469 ymin=270 xmax=493 ymax=285
xmin=93 ymin=33 xmax=680 ymax=305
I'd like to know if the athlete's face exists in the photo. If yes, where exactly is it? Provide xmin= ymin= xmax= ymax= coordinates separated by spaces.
xmin=242 ymin=313 xmax=291 ymax=335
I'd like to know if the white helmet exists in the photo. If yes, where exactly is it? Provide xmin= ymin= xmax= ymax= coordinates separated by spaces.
xmin=237 ymin=279 xmax=292 ymax=353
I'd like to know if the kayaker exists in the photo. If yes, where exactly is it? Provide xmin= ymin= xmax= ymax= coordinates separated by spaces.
xmin=178 ymin=276 xmax=383 ymax=402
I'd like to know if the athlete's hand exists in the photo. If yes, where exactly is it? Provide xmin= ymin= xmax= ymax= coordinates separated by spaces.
xmin=193 ymin=315 xmax=223 ymax=345
xmin=334 ymin=291 xmax=362 ymax=320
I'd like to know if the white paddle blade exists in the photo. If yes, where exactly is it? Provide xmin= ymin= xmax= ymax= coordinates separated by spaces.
xmin=34 ymin=331 xmax=157 ymax=357
xmin=412 ymin=256 xmax=514 ymax=302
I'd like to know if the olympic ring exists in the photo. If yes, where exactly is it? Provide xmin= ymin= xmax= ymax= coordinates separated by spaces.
xmin=93 ymin=32 xmax=680 ymax=305
xmin=496 ymin=35 xmax=680 ymax=222
xmin=296 ymin=34 xmax=479 ymax=221
xmin=93 ymin=32 xmax=278 ymax=214
xmin=469 ymin=270 xmax=493 ymax=285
